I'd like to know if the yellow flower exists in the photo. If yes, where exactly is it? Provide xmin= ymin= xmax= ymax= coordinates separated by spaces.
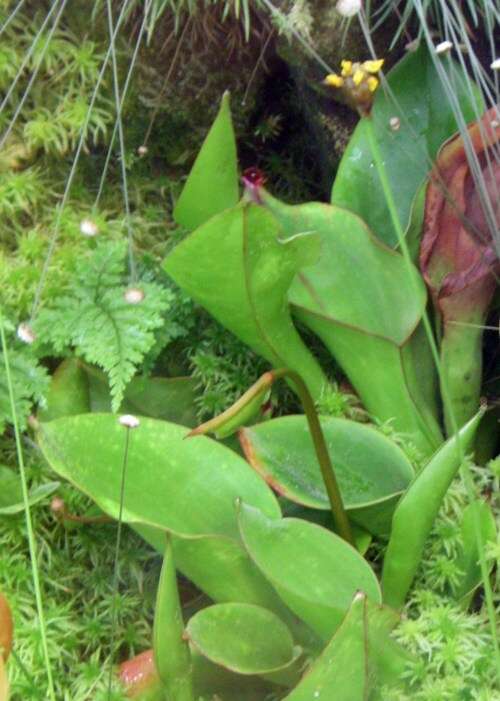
xmin=324 ymin=73 xmax=344 ymax=87
xmin=352 ymin=69 xmax=364 ymax=86
xmin=362 ymin=59 xmax=385 ymax=74
xmin=323 ymin=56 xmax=385 ymax=116
xmin=341 ymin=60 xmax=353 ymax=77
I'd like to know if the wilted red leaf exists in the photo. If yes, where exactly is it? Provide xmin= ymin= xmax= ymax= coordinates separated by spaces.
xmin=420 ymin=107 xmax=500 ymax=317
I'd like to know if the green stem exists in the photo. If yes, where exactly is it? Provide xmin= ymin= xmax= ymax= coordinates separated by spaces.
xmin=188 ymin=371 xmax=275 ymax=438
xmin=365 ymin=117 xmax=499 ymax=676
xmin=106 ymin=426 xmax=131 ymax=696
xmin=191 ymin=367 xmax=353 ymax=545
xmin=273 ymin=369 xmax=354 ymax=546
xmin=0 ymin=314 xmax=56 ymax=701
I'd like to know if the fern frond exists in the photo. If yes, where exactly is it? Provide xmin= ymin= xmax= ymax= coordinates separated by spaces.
xmin=0 ymin=334 xmax=49 ymax=432
xmin=34 ymin=241 xmax=172 ymax=411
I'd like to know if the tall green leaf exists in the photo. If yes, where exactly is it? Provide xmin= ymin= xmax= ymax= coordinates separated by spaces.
xmin=283 ymin=594 xmax=410 ymax=701
xmin=153 ymin=536 xmax=194 ymax=701
xmin=0 ymin=465 xmax=59 ymax=515
xmin=258 ymin=192 xmax=442 ymax=455
xmin=164 ymin=203 xmax=328 ymax=399
xmin=38 ymin=358 xmax=90 ymax=421
xmin=173 ymin=91 xmax=239 ymax=230
xmin=382 ymin=409 xmax=484 ymax=608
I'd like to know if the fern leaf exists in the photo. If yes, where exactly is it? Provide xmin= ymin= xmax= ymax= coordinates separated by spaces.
xmin=35 ymin=241 xmax=172 ymax=411
xmin=0 ymin=342 xmax=49 ymax=432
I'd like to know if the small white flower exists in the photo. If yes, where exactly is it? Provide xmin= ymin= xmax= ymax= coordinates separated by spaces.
xmin=80 ymin=219 xmax=99 ymax=237
xmin=124 ymin=287 xmax=145 ymax=304
xmin=119 ymin=414 xmax=140 ymax=429
xmin=389 ymin=116 xmax=401 ymax=131
xmin=491 ymin=58 xmax=500 ymax=71
xmin=137 ymin=145 xmax=148 ymax=156
xmin=435 ymin=40 xmax=453 ymax=55
xmin=491 ymin=119 xmax=499 ymax=129
xmin=336 ymin=0 xmax=361 ymax=18
xmin=17 ymin=322 xmax=36 ymax=344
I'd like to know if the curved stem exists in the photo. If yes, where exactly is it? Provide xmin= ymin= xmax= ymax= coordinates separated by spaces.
xmin=272 ymin=369 xmax=354 ymax=545
xmin=190 ymin=367 xmax=353 ymax=545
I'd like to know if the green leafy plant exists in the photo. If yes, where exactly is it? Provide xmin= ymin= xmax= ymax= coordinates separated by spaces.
xmin=3 ymin=9 xmax=498 ymax=699
xmin=36 ymin=389 xmax=486 ymax=699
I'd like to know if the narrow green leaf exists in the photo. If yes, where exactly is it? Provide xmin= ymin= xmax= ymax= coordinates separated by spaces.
xmin=238 ymin=503 xmax=381 ymax=640
xmin=331 ymin=44 xmax=484 ymax=247
xmin=382 ymin=408 xmax=485 ymax=608
xmin=186 ymin=603 xmax=295 ymax=675
xmin=284 ymin=592 xmax=366 ymax=701
xmin=164 ymin=203 xmax=329 ymax=399
xmin=283 ymin=594 xmax=410 ymax=701
xmin=153 ymin=536 xmax=194 ymax=701
xmin=239 ymin=415 xmax=414 ymax=535
xmin=173 ymin=92 xmax=239 ymax=230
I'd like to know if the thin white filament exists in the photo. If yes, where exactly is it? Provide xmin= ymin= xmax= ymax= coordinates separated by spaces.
xmin=29 ymin=0 xmax=134 ymax=321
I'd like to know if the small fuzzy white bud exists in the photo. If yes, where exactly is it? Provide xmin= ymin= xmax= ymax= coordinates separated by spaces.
xmin=490 ymin=119 xmax=499 ymax=129
xmin=124 ymin=287 xmax=145 ymax=304
xmin=17 ymin=322 xmax=36 ymax=344
xmin=137 ymin=145 xmax=148 ymax=156
xmin=28 ymin=414 xmax=39 ymax=430
xmin=80 ymin=219 xmax=99 ymax=237
xmin=336 ymin=0 xmax=361 ymax=17
xmin=435 ymin=41 xmax=453 ymax=55
xmin=119 ymin=414 xmax=140 ymax=429
xmin=491 ymin=58 xmax=500 ymax=71
xmin=405 ymin=39 xmax=420 ymax=52
xmin=389 ymin=116 xmax=401 ymax=131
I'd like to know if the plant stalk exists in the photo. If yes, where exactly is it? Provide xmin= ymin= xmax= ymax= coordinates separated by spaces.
xmin=0 ymin=313 xmax=56 ymax=701
xmin=365 ymin=117 xmax=499 ymax=675
xmin=191 ymin=367 xmax=353 ymax=545
xmin=274 ymin=368 xmax=354 ymax=546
